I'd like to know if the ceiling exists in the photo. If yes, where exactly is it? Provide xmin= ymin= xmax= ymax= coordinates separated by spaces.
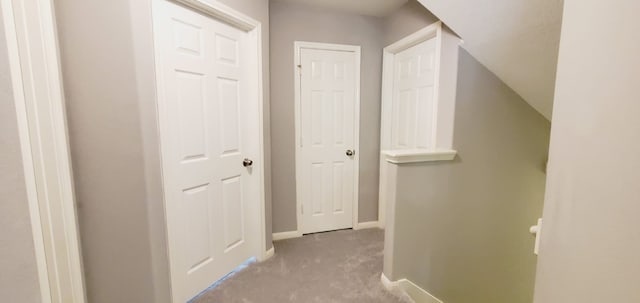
xmin=416 ymin=0 xmax=564 ymax=120
xmin=272 ymin=0 xmax=409 ymax=17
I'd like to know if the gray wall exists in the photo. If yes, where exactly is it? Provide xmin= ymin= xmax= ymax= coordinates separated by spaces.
xmin=385 ymin=2 xmax=551 ymax=303
xmin=383 ymin=0 xmax=439 ymax=45
xmin=0 ymin=10 xmax=42 ymax=303
xmin=54 ymin=0 xmax=270 ymax=302
xmin=533 ymin=0 xmax=640 ymax=302
xmin=270 ymin=1 xmax=385 ymax=232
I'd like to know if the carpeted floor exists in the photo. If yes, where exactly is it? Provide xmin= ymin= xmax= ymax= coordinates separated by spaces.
xmin=192 ymin=228 xmax=411 ymax=303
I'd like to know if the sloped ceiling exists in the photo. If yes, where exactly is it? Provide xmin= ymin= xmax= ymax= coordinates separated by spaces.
xmin=417 ymin=0 xmax=563 ymax=119
xmin=272 ymin=0 xmax=408 ymax=17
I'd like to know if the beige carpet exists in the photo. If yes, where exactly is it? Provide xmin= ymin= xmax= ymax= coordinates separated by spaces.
xmin=191 ymin=228 xmax=411 ymax=303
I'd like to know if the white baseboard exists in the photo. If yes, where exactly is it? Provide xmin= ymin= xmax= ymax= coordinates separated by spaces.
xmin=272 ymin=230 xmax=303 ymax=241
xmin=380 ymin=272 xmax=397 ymax=290
xmin=355 ymin=221 xmax=383 ymax=230
xmin=259 ymin=246 xmax=275 ymax=261
xmin=273 ymin=223 xmax=382 ymax=241
xmin=381 ymin=273 xmax=442 ymax=303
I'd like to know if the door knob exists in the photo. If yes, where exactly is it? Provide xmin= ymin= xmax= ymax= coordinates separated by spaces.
xmin=346 ymin=150 xmax=355 ymax=156
xmin=243 ymin=158 xmax=253 ymax=167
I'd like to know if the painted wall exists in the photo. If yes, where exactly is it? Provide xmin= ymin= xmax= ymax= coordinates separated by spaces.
xmin=415 ymin=0 xmax=562 ymax=120
xmin=533 ymin=0 xmax=640 ymax=301
xmin=384 ymin=2 xmax=551 ymax=303
xmin=383 ymin=0 xmax=439 ymax=45
xmin=270 ymin=1 xmax=385 ymax=232
xmin=0 ymin=10 xmax=42 ymax=303
xmin=53 ymin=0 xmax=270 ymax=302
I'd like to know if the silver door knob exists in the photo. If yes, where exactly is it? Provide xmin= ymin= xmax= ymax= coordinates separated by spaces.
xmin=346 ymin=150 xmax=355 ymax=156
xmin=243 ymin=158 xmax=253 ymax=167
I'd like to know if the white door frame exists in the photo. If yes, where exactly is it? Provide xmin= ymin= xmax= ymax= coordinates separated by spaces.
xmin=151 ymin=0 xmax=268 ymax=300
xmin=1 ymin=0 xmax=86 ymax=302
xmin=294 ymin=41 xmax=361 ymax=234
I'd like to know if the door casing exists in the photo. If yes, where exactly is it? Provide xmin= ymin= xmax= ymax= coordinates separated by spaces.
xmin=294 ymin=41 xmax=361 ymax=235
xmin=1 ymin=0 xmax=87 ymax=301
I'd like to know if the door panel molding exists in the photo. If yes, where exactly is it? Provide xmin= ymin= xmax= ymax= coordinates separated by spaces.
xmin=294 ymin=41 xmax=361 ymax=235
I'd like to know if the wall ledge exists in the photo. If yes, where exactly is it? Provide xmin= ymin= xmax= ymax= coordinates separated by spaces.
xmin=382 ymin=149 xmax=457 ymax=164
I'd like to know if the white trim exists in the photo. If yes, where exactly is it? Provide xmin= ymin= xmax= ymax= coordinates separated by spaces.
xmin=380 ymin=272 xmax=397 ymax=291
xmin=381 ymin=273 xmax=443 ymax=303
xmin=355 ymin=221 xmax=382 ymax=230
xmin=2 ymin=2 xmax=51 ymax=302
xmin=151 ymin=0 xmax=267 ymax=300
xmin=272 ymin=230 xmax=303 ymax=241
xmin=382 ymin=149 xmax=457 ymax=164
xmin=293 ymin=41 xmax=362 ymax=234
xmin=2 ymin=0 xmax=86 ymax=302
xmin=384 ymin=22 xmax=442 ymax=54
xmin=172 ymin=0 xmax=257 ymax=31
xmin=260 ymin=246 xmax=275 ymax=261
xmin=249 ymin=14 xmax=268 ymax=265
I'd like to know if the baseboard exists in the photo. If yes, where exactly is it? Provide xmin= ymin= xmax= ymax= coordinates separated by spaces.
xmin=273 ymin=223 xmax=382 ymax=240
xmin=272 ymin=230 xmax=303 ymax=241
xmin=380 ymin=272 xmax=397 ymax=290
xmin=355 ymin=221 xmax=383 ymax=230
xmin=259 ymin=246 xmax=275 ymax=262
xmin=381 ymin=273 xmax=442 ymax=303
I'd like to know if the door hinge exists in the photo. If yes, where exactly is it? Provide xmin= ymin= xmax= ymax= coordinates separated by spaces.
xmin=301 ymin=204 xmax=304 ymax=215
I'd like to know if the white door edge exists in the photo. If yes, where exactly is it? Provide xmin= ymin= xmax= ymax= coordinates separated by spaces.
xmin=293 ymin=41 xmax=361 ymax=234
xmin=151 ymin=0 xmax=267 ymax=301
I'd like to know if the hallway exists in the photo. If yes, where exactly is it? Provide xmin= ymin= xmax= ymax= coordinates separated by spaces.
xmin=192 ymin=229 xmax=409 ymax=303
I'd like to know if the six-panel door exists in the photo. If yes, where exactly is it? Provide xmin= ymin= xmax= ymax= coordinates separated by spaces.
xmin=299 ymin=48 xmax=357 ymax=234
xmin=153 ymin=0 xmax=256 ymax=301
xmin=391 ymin=38 xmax=437 ymax=149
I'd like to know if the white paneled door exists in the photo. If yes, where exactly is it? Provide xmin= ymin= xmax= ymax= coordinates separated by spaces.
xmin=296 ymin=43 xmax=360 ymax=235
xmin=153 ymin=1 xmax=261 ymax=302
xmin=391 ymin=38 xmax=437 ymax=149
